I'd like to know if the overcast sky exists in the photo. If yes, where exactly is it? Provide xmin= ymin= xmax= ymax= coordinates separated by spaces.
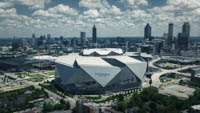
xmin=0 ymin=0 xmax=200 ymax=38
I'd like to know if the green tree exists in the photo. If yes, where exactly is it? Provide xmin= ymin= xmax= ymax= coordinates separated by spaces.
xmin=43 ymin=103 xmax=54 ymax=112
xmin=118 ymin=101 xmax=127 ymax=112
xmin=72 ymin=107 xmax=76 ymax=113
xmin=128 ymin=92 xmax=142 ymax=108
xmin=149 ymin=102 xmax=157 ymax=113
xmin=118 ymin=94 xmax=124 ymax=101
xmin=149 ymin=79 xmax=152 ymax=86
xmin=54 ymin=103 xmax=64 ymax=110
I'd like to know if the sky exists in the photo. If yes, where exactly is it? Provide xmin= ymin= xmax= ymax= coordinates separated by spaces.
xmin=0 ymin=0 xmax=200 ymax=38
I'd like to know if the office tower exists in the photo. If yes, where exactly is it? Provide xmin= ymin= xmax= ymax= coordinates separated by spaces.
xmin=47 ymin=34 xmax=51 ymax=44
xmin=116 ymin=37 xmax=125 ymax=46
xmin=168 ymin=23 xmax=173 ymax=48
xmin=59 ymin=36 xmax=64 ymax=43
xmin=182 ymin=22 xmax=190 ymax=36
xmin=92 ymin=25 xmax=97 ymax=43
xmin=32 ymin=34 xmax=36 ymax=46
xmin=81 ymin=32 xmax=86 ymax=49
xmin=144 ymin=23 xmax=152 ymax=41
xmin=71 ymin=38 xmax=78 ymax=47
xmin=32 ymin=34 xmax=36 ymax=39
xmin=178 ymin=32 xmax=188 ymax=50
xmin=178 ymin=22 xmax=190 ymax=50
xmin=47 ymin=34 xmax=51 ymax=40
xmin=163 ymin=33 xmax=168 ymax=48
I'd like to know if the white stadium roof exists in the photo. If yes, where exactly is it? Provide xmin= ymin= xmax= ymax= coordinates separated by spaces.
xmin=55 ymin=48 xmax=147 ymax=87
xmin=76 ymin=57 xmax=112 ymax=67
xmin=82 ymin=48 xmax=123 ymax=56
xmin=56 ymin=53 xmax=142 ymax=67
xmin=106 ymin=56 xmax=141 ymax=64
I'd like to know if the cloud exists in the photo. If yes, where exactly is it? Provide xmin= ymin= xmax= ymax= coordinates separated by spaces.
xmin=79 ymin=0 xmax=110 ymax=9
xmin=31 ymin=4 xmax=79 ymax=30
xmin=100 ymin=5 xmax=122 ymax=15
xmin=0 ymin=2 xmax=13 ymax=8
xmin=0 ymin=8 xmax=17 ymax=18
xmin=32 ymin=4 xmax=78 ymax=18
xmin=1 ymin=0 xmax=200 ymax=37
xmin=48 ymin=4 xmax=78 ymax=16
xmin=167 ymin=0 xmax=200 ymax=9
xmin=83 ymin=9 xmax=99 ymax=18
xmin=6 ymin=0 xmax=51 ymax=9
xmin=120 ymin=0 xmax=148 ymax=8
xmin=32 ymin=10 xmax=62 ymax=18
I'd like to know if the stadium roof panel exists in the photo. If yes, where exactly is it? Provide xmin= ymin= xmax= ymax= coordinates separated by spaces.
xmin=56 ymin=53 xmax=79 ymax=66
xmin=106 ymin=56 xmax=142 ymax=64
xmin=82 ymin=48 xmax=123 ymax=56
xmin=76 ymin=57 xmax=112 ymax=67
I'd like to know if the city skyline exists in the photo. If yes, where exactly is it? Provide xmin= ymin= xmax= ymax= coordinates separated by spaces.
xmin=0 ymin=0 xmax=200 ymax=38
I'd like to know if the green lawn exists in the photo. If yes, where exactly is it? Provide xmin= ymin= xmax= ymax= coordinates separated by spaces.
xmin=178 ymin=69 xmax=191 ymax=73
xmin=160 ymin=73 xmax=180 ymax=82
xmin=153 ymin=60 xmax=178 ymax=70
xmin=47 ymin=71 xmax=55 ymax=76
xmin=29 ymin=73 xmax=45 ymax=78
xmin=163 ymin=65 xmax=177 ymax=69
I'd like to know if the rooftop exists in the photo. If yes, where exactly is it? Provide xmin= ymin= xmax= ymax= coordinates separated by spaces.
xmin=81 ymin=48 xmax=123 ymax=56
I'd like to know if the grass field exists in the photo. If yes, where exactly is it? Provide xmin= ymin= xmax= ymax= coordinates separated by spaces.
xmin=47 ymin=71 xmax=55 ymax=76
xmin=29 ymin=73 xmax=45 ymax=78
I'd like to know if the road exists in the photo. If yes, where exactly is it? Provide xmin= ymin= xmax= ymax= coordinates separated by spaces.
xmin=149 ymin=57 xmax=198 ymax=88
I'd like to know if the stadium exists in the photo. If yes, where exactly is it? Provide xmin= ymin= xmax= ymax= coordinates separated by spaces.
xmin=54 ymin=48 xmax=147 ymax=94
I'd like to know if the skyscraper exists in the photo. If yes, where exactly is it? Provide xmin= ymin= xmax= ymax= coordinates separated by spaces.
xmin=168 ymin=23 xmax=173 ymax=48
xmin=47 ymin=34 xmax=51 ymax=40
xmin=182 ymin=22 xmax=190 ymax=37
xmin=32 ymin=34 xmax=36 ymax=46
xmin=81 ymin=32 xmax=86 ymax=49
xmin=178 ymin=32 xmax=188 ymax=50
xmin=47 ymin=34 xmax=51 ymax=44
xmin=144 ymin=23 xmax=152 ymax=41
xmin=178 ymin=22 xmax=190 ymax=50
xmin=92 ymin=25 xmax=97 ymax=43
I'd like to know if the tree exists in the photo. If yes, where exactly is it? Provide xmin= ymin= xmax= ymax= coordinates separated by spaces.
xmin=118 ymin=101 xmax=127 ymax=112
xmin=149 ymin=79 xmax=152 ymax=86
xmin=66 ymin=102 xmax=70 ymax=110
xmin=118 ymin=94 xmax=124 ymax=101
xmin=60 ymin=99 xmax=70 ymax=110
xmin=54 ymin=103 xmax=64 ymax=110
xmin=149 ymin=102 xmax=157 ymax=113
xmin=72 ymin=107 xmax=76 ymax=113
xmin=43 ymin=103 xmax=54 ymax=112
xmin=128 ymin=92 xmax=142 ymax=108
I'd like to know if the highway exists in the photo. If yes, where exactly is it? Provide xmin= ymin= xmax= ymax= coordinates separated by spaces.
xmin=149 ymin=57 xmax=198 ymax=88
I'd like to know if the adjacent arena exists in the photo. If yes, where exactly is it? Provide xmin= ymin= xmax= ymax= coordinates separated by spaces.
xmin=54 ymin=48 xmax=147 ymax=94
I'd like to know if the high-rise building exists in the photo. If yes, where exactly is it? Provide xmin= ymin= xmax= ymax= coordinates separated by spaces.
xmin=71 ymin=38 xmax=78 ymax=47
xmin=47 ymin=34 xmax=51 ymax=40
xmin=92 ymin=25 xmax=97 ymax=43
xmin=81 ymin=32 xmax=86 ymax=49
xmin=168 ymin=23 xmax=173 ymax=48
xmin=59 ymin=36 xmax=64 ymax=42
xmin=144 ymin=23 xmax=152 ymax=41
xmin=163 ymin=33 xmax=168 ymax=48
xmin=178 ymin=32 xmax=188 ymax=50
xmin=182 ymin=22 xmax=190 ymax=36
xmin=116 ymin=37 xmax=125 ymax=46
xmin=47 ymin=34 xmax=51 ymax=44
xmin=32 ymin=34 xmax=36 ymax=46
xmin=178 ymin=22 xmax=190 ymax=50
